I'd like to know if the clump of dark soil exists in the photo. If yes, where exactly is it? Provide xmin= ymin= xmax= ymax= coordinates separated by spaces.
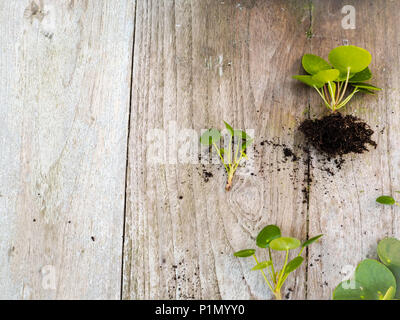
xmin=283 ymin=147 xmax=299 ymax=162
xmin=299 ymin=113 xmax=377 ymax=156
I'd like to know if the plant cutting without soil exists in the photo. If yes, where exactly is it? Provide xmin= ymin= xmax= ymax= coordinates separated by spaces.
xmin=234 ymin=224 xmax=323 ymax=300
xmin=333 ymin=237 xmax=400 ymax=300
xmin=293 ymin=45 xmax=381 ymax=156
xmin=200 ymin=121 xmax=253 ymax=191
xmin=376 ymin=194 xmax=400 ymax=207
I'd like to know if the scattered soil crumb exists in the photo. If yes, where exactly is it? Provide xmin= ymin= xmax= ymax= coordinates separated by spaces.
xmin=283 ymin=147 xmax=299 ymax=162
xmin=299 ymin=113 xmax=376 ymax=156
xmin=202 ymin=169 xmax=213 ymax=182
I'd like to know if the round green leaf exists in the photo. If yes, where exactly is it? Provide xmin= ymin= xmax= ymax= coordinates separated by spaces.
xmin=378 ymin=238 xmax=400 ymax=299
xmin=302 ymin=54 xmax=331 ymax=75
xmin=292 ymin=75 xmax=324 ymax=88
xmin=328 ymin=45 xmax=372 ymax=74
xmin=349 ymin=67 xmax=372 ymax=83
xmin=200 ymin=129 xmax=221 ymax=145
xmin=302 ymin=234 xmax=323 ymax=248
xmin=378 ymin=238 xmax=400 ymax=267
xmin=256 ymin=225 xmax=281 ymax=248
xmin=337 ymin=72 xmax=355 ymax=81
xmin=251 ymin=260 xmax=272 ymax=271
xmin=312 ymin=69 xmax=340 ymax=84
xmin=376 ymin=196 xmax=395 ymax=205
xmin=270 ymin=237 xmax=301 ymax=251
xmin=285 ymin=256 xmax=304 ymax=274
xmin=233 ymin=249 xmax=255 ymax=258
xmin=333 ymin=259 xmax=396 ymax=300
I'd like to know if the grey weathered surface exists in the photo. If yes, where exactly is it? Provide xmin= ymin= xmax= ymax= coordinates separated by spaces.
xmin=307 ymin=0 xmax=400 ymax=299
xmin=1 ymin=0 xmax=399 ymax=300
xmin=122 ymin=0 xmax=312 ymax=300
xmin=0 ymin=0 xmax=134 ymax=299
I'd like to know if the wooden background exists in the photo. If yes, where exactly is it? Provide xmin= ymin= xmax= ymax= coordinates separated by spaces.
xmin=1 ymin=0 xmax=399 ymax=300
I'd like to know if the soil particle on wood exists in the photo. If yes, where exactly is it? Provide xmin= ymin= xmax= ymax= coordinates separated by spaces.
xmin=299 ymin=113 xmax=377 ymax=157
xmin=283 ymin=147 xmax=299 ymax=162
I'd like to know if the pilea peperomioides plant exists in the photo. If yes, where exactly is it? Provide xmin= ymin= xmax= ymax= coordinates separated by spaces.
xmin=293 ymin=45 xmax=381 ymax=112
xmin=200 ymin=121 xmax=253 ymax=191
xmin=293 ymin=45 xmax=381 ymax=157
xmin=234 ymin=225 xmax=322 ymax=300
xmin=333 ymin=237 xmax=400 ymax=300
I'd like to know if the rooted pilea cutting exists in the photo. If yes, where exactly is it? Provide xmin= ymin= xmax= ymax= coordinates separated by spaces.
xmin=333 ymin=237 xmax=400 ymax=300
xmin=293 ymin=45 xmax=381 ymax=112
xmin=234 ymin=225 xmax=322 ymax=300
xmin=200 ymin=121 xmax=253 ymax=191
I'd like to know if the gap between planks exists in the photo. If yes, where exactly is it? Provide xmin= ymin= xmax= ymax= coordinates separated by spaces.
xmin=121 ymin=0 xmax=138 ymax=300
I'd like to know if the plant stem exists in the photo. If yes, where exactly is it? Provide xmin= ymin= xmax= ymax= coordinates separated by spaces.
xmin=225 ymin=171 xmax=234 ymax=191
xmin=268 ymin=248 xmax=276 ymax=282
xmin=213 ymin=143 xmax=229 ymax=172
xmin=277 ymin=249 xmax=289 ymax=289
xmin=335 ymin=81 xmax=341 ymax=102
xmin=313 ymin=86 xmax=332 ymax=110
xmin=227 ymin=135 xmax=233 ymax=168
xmin=337 ymin=68 xmax=351 ymax=105
xmin=253 ymin=255 xmax=274 ymax=293
xmin=323 ymin=84 xmax=330 ymax=104
xmin=328 ymin=81 xmax=335 ymax=105
xmin=274 ymin=289 xmax=282 ymax=300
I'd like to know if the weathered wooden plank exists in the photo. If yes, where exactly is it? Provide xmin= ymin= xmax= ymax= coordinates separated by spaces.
xmin=123 ymin=0 xmax=313 ymax=300
xmin=0 ymin=0 xmax=134 ymax=299
xmin=307 ymin=0 xmax=400 ymax=299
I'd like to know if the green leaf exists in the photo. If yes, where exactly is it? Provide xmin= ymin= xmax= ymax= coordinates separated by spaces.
xmin=224 ymin=121 xmax=234 ymax=136
xmin=328 ymin=45 xmax=372 ymax=74
xmin=353 ymin=83 xmax=381 ymax=91
xmin=357 ymin=87 xmax=375 ymax=95
xmin=285 ymin=256 xmax=304 ymax=275
xmin=256 ymin=225 xmax=281 ymax=248
xmin=200 ymin=129 xmax=221 ymax=145
xmin=376 ymin=196 xmax=396 ymax=205
xmin=241 ymin=139 xmax=253 ymax=152
xmin=301 ymin=54 xmax=331 ymax=75
xmin=270 ymin=237 xmax=301 ymax=251
xmin=333 ymin=259 xmax=396 ymax=300
xmin=292 ymin=75 xmax=324 ymax=88
xmin=251 ymin=260 xmax=272 ymax=271
xmin=312 ymin=69 xmax=340 ymax=84
xmin=302 ymin=234 xmax=323 ymax=248
xmin=378 ymin=238 xmax=400 ymax=299
xmin=349 ymin=67 xmax=372 ymax=82
xmin=233 ymin=249 xmax=255 ymax=258
xmin=337 ymin=72 xmax=355 ymax=81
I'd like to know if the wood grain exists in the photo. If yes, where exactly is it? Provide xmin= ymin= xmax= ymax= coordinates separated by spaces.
xmin=1 ymin=0 xmax=399 ymax=300
xmin=307 ymin=0 xmax=400 ymax=299
xmin=123 ymin=0 xmax=313 ymax=300
xmin=0 ymin=0 xmax=134 ymax=299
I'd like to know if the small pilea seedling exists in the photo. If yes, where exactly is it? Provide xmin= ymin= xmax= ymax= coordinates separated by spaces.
xmin=333 ymin=237 xmax=400 ymax=300
xmin=376 ymin=193 xmax=400 ymax=207
xmin=200 ymin=121 xmax=253 ymax=191
xmin=293 ymin=45 xmax=381 ymax=112
xmin=234 ymin=225 xmax=322 ymax=300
